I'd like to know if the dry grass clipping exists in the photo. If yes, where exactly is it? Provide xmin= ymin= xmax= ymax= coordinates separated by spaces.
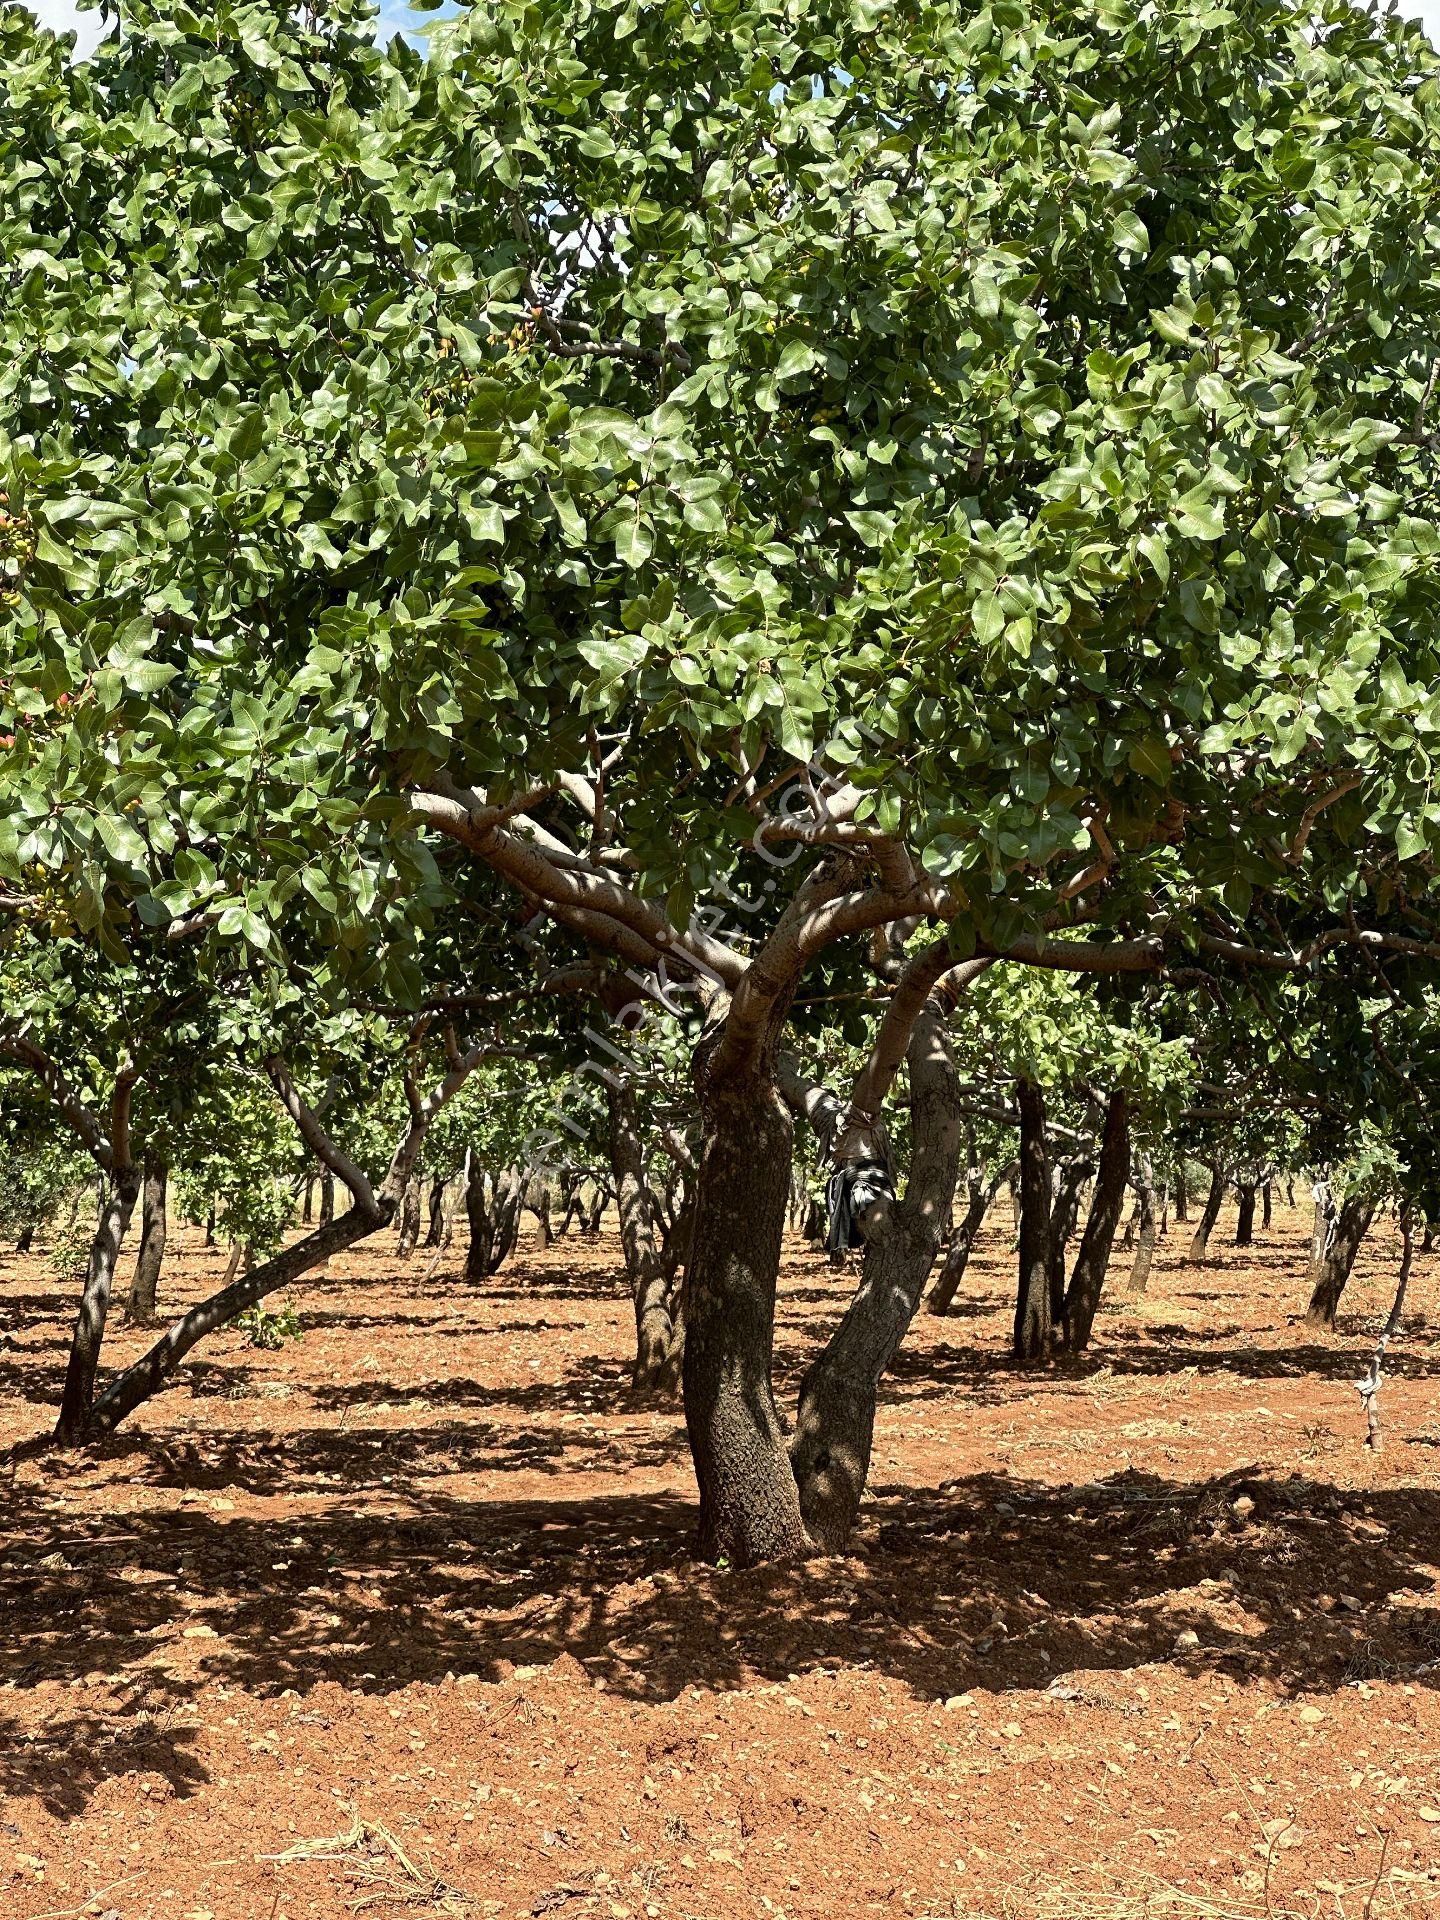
xmin=263 ymin=1809 xmax=471 ymax=1914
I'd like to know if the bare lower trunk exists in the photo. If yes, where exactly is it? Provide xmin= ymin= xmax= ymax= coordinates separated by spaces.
xmin=1305 ymin=1192 xmax=1374 ymax=1330
xmin=608 ymin=1082 xmax=679 ymax=1390
xmin=125 ymin=1158 xmax=167 ymax=1324
xmin=319 ymin=1171 xmax=335 ymax=1226
xmin=1062 ymin=1089 xmax=1129 ymax=1352
xmin=1047 ymin=1159 xmax=1090 ymax=1326
xmin=53 ymin=1167 xmax=141 ymax=1446
xmin=926 ymin=1181 xmax=993 ymax=1316
xmin=1261 ymin=1183 xmax=1272 ymax=1231
xmin=1186 ymin=1165 xmax=1226 ymax=1264
xmin=425 ymin=1175 xmax=448 ymax=1247
xmin=15 ymin=1222 xmax=34 ymax=1254
xmin=1012 ymin=1079 xmax=1052 ymax=1361
xmin=1127 ymin=1156 xmax=1159 ymax=1294
xmin=396 ymin=1173 xmax=422 ymax=1258
xmin=790 ymin=1004 xmax=961 ymax=1548
xmin=1234 ymin=1183 xmax=1256 ymax=1246
xmin=1174 ymin=1163 xmax=1189 ymax=1224
xmin=88 ymin=1210 xmax=377 ymax=1439
xmin=683 ymin=1048 xmax=808 ymax=1568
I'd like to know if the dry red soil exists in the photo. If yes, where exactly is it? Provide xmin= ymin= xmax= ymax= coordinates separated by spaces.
xmin=3 ymin=1206 xmax=1440 ymax=1920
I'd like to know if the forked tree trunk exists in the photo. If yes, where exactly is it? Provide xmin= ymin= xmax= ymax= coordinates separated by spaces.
xmin=789 ymin=1003 xmax=963 ymax=1548
xmin=126 ymin=1158 xmax=167 ymax=1324
xmin=1305 ymin=1192 xmax=1375 ymax=1330
xmin=608 ymin=1082 xmax=679 ymax=1389
xmin=396 ymin=1173 xmax=422 ymax=1257
xmin=1012 ymin=1079 xmax=1052 ymax=1360
xmin=53 ymin=1166 xmax=142 ymax=1446
xmin=1186 ymin=1165 xmax=1226 ymax=1263
xmin=1127 ymin=1156 xmax=1159 ymax=1294
xmin=1234 ymin=1183 xmax=1257 ymax=1246
xmin=683 ymin=1045 xmax=808 ymax=1568
xmin=1062 ymin=1089 xmax=1129 ymax=1351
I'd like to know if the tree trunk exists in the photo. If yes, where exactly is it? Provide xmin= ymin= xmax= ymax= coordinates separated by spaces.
xmin=926 ymin=1181 xmax=992 ymax=1316
xmin=465 ymin=1156 xmax=494 ymax=1283
xmin=205 ymin=1198 xmax=217 ymax=1247
xmin=318 ymin=1170 xmax=335 ymax=1226
xmin=15 ymin=1222 xmax=34 ymax=1253
xmin=88 ymin=1209 xmax=378 ymax=1439
xmin=1047 ymin=1158 xmax=1090 ymax=1326
xmin=301 ymin=1175 xmax=314 ymax=1226
xmin=790 ymin=1002 xmax=962 ymax=1548
xmin=1186 ymin=1165 xmax=1226 ymax=1263
xmin=1261 ymin=1182 xmax=1273 ymax=1230
xmin=1062 ymin=1089 xmax=1129 ymax=1351
xmin=1234 ymin=1183 xmax=1256 ymax=1245
xmin=424 ymin=1175 xmax=448 ymax=1247
xmin=1305 ymin=1192 xmax=1375 ymax=1330
xmin=1127 ymin=1155 xmax=1159 ymax=1294
xmin=608 ymin=1083 xmax=679 ymax=1390
xmin=682 ymin=1044 xmax=809 ymax=1569
xmin=1012 ymin=1079 xmax=1053 ymax=1360
xmin=395 ymin=1172 xmax=421 ymax=1257
xmin=125 ymin=1158 xmax=167 ymax=1324
xmin=53 ymin=1166 xmax=142 ymax=1446
xmin=1174 ymin=1162 xmax=1189 ymax=1223
xmin=532 ymin=1177 xmax=553 ymax=1248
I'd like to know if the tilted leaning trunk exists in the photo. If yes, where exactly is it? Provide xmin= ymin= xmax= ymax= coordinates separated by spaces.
xmin=683 ymin=1031 xmax=810 ymax=1568
xmin=125 ymin=1157 xmax=167 ymax=1324
xmin=54 ymin=1165 xmax=142 ymax=1445
xmin=1062 ymin=1088 xmax=1129 ymax=1352
xmin=1012 ymin=1079 xmax=1053 ymax=1360
xmin=1186 ymin=1164 xmax=1227 ymax=1264
xmin=89 ymin=1209 xmax=376 ymax=1438
xmin=926 ymin=1169 xmax=1006 ymax=1316
xmin=608 ymin=1080 xmax=679 ymax=1389
xmin=1305 ymin=1191 xmax=1375 ymax=1331
xmin=790 ymin=1001 xmax=963 ymax=1548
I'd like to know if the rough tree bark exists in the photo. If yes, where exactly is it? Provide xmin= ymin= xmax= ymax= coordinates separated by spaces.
xmin=15 ymin=1222 xmax=34 ymax=1253
xmin=1305 ymin=1191 xmax=1375 ymax=1331
xmin=684 ymin=1042 xmax=809 ymax=1567
xmin=1047 ymin=1157 xmax=1091 ymax=1327
xmin=125 ymin=1158 xmax=167 ymax=1325
xmin=789 ymin=999 xmax=963 ymax=1548
xmin=1186 ymin=1164 xmax=1227 ymax=1263
xmin=1062 ymin=1088 xmax=1130 ymax=1351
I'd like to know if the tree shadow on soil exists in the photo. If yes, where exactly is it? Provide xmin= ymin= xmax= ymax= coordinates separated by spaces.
xmin=4 ymin=1458 xmax=1440 ymax=1820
